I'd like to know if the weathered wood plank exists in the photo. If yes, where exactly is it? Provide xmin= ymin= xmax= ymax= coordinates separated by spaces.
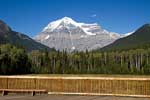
xmin=0 ymin=76 xmax=150 ymax=97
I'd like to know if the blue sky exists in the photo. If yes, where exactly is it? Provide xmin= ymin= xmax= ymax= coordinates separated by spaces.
xmin=0 ymin=0 xmax=150 ymax=37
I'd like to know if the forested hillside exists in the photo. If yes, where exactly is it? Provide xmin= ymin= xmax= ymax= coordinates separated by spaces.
xmin=0 ymin=20 xmax=50 ymax=52
xmin=0 ymin=44 xmax=30 ymax=74
xmin=1 ymin=44 xmax=150 ymax=75
xmin=101 ymin=24 xmax=150 ymax=51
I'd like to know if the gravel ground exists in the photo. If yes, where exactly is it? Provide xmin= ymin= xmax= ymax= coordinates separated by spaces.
xmin=0 ymin=95 xmax=149 ymax=100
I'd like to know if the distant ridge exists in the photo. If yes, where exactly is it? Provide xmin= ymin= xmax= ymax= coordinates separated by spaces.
xmin=101 ymin=24 xmax=150 ymax=51
xmin=0 ymin=19 xmax=50 ymax=51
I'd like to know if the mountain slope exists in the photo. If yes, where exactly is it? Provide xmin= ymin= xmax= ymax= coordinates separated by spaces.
xmin=0 ymin=20 xmax=50 ymax=51
xmin=101 ymin=24 xmax=150 ymax=51
xmin=34 ymin=17 xmax=123 ymax=52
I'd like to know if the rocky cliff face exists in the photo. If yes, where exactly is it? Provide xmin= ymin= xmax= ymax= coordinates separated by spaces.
xmin=34 ymin=17 xmax=123 ymax=52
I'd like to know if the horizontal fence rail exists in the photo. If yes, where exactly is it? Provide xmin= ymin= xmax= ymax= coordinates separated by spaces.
xmin=0 ymin=76 xmax=150 ymax=97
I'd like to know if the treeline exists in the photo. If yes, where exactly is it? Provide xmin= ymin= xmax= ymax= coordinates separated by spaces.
xmin=0 ymin=44 xmax=30 ymax=74
xmin=0 ymin=44 xmax=150 ymax=75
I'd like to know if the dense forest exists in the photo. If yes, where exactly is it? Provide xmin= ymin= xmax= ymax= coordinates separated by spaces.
xmin=0 ymin=44 xmax=150 ymax=75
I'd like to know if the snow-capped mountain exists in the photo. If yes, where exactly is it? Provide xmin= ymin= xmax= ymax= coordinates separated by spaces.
xmin=34 ymin=17 xmax=124 ymax=51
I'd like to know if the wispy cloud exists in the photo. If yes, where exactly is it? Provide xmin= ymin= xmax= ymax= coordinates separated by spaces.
xmin=91 ymin=14 xmax=97 ymax=18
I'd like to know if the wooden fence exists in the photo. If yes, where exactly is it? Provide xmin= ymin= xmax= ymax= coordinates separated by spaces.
xmin=0 ymin=76 xmax=150 ymax=97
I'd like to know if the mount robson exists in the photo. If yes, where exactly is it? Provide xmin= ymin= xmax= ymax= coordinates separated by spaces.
xmin=34 ymin=17 xmax=130 ymax=52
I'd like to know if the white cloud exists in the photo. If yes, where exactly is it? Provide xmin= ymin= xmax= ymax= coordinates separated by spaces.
xmin=91 ymin=14 xmax=97 ymax=18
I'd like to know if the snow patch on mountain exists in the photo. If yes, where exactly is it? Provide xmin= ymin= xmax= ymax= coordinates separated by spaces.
xmin=34 ymin=17 xmax=126 ymax=52
xmin=43 ymin=17 xmax=97 ymax=35
xmin=124 ymin=31 xmax=135 ymax=36
xmin=45 ymin=35 xmax=50 ymax=40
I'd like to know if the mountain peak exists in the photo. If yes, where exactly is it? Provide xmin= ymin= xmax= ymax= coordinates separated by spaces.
xmin=42 ymin=17 xmax=79 ymax=32
xmin=134 ymin=23 xmax=150 ymax=35
xmin=141 ymin=24 xmax=150 ymax=30
xmin=143 ymin=23 xmax=150 ymax=27
xmin=42 ymin=17 xmax=103 ymax=36
xmin=35 ymin=17 xmax=122 ymax=51
xmin=61 ymin=16 xmax=75 ymax=22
